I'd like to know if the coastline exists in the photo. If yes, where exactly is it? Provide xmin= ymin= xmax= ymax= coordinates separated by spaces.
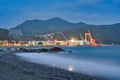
xmin=0 ymin=51 xmax=108 ymax=80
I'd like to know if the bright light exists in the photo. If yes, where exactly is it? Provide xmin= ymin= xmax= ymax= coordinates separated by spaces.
xmin=70 ymin=37 xmax=78 ymax=43
xmin=54 ymin=39 xmax=58 ymax=42
xmin=67 ymin=66 xmax=74 ymax=72
xmin=71 ymin=38 xmax=75 ymax=42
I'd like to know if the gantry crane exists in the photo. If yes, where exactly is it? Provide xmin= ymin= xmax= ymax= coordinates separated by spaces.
xmin=85 ymin=31 xmax=97 ymax=46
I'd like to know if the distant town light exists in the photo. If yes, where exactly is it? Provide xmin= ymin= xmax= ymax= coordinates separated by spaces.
xmin=53 ymin=38 xmax=58 ymax=42
xmin=70 ymin=38 xmax=75 ymax=42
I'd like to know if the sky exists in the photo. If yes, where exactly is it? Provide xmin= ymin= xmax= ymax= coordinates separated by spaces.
xmin=0 ymin=0 xmax=120 ymax=28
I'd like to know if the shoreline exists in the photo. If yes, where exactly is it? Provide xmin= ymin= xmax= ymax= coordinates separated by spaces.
xmin=0 ymin=51 xmax=108 ymax=80
xmin=1 ymin=44 xmax=120 ymax=48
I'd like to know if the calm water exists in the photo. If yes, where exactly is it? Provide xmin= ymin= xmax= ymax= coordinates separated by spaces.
xmin=16 ymin=46 xmax=120 ymax=80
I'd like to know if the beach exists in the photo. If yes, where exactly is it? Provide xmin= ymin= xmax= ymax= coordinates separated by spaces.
xmin=0 ymin=50 xmax=107 ymax=80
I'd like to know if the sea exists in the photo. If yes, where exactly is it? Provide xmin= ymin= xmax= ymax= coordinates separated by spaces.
xmin=16 ymin=46 xmax=120 ymax=80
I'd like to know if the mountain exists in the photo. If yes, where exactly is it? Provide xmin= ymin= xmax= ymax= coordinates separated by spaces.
xmin=0 ymin=28 xmax=12 ymax=41
xmin=62 ymin=24 xmax=120 ymax=44
xmin=10 ymin=17 xmax=120 ymax=44
xmin=10 ymin=17 xmax=87 ymax=36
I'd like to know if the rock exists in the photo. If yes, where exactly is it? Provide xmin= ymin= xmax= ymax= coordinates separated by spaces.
xmin=16 ymin=47 xmax=72 ymax=53
xmin=40 ymin=48 xmax=48 ymax=52
xmin=49 ymin=47 xmax=64 ymax=52
xmin=0 ymin=49 xmax=3 ymax=52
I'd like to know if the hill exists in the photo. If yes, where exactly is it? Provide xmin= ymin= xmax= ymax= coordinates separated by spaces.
xmin=0 ymin=28 xmax=12 ymax=41
xmin=10 ymin=17 xmax=87 ymax=36
xmin=10 ymin=17 xmax=120 ymax=44
xmin=62 ymin=24 xmax=120 ymax=44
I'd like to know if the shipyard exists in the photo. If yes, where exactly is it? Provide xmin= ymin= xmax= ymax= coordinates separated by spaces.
xmin=0 ymin=31 xmax=100 ymax=47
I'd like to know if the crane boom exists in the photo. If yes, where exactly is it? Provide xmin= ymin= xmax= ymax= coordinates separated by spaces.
xmin=80 ymin=33 xmax=84 ymax=40
xmin=58 ymin=32 xmax=67 ymax=41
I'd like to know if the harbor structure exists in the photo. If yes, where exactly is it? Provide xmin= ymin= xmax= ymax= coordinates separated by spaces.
xmin=0 ymin=31 xmax=98 ymax=46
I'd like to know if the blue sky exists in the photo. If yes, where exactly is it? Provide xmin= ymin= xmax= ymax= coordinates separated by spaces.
xmin=0 ymin=0 xmax=120 ymax=28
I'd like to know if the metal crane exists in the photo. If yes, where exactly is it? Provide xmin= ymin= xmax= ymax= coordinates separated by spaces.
xmin=58 ymin=32 xmax=67 ymax=41
xmin=85 ymin=31 xmax=97 ymax=46
xmin=80 ymin=33 xmax=84 ymax=40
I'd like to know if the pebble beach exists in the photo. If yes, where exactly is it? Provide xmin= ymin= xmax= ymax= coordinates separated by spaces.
xmin=0 ymin=51 xmax=107 ymax=80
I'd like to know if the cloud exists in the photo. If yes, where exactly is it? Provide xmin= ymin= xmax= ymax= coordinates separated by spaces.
xmin=13 ymin=0 xmax=120 ymax=25
xmin=112 ymin=0 xmax=120 ymax=3
xmin=77 ymin=0 xmax=101 ymax=6
xmin=49 ymin=2 xmax=75 ymax=11
xmin=0 ymin=0 xmax=120 ymax=28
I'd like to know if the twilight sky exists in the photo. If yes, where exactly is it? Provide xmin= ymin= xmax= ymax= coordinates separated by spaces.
xmin=0 ymin=0 xmax=120 ymax=28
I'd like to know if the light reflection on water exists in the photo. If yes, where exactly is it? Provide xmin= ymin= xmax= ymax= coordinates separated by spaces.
xmin=67 ymin=65 xmax=74 ymax=72
xmin=16 ymin=52 xmax=120 ymax=80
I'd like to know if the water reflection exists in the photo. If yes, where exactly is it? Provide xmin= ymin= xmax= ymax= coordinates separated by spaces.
xmin=67 ymin=65 xmax=74 ymax=72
